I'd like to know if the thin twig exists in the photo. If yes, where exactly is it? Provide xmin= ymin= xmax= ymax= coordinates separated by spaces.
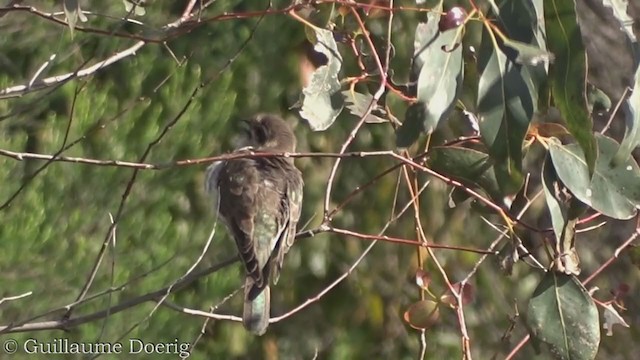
xmin=185 ymin=287 xmax=242 ymax=356
xmin=327 ymin=226 xmax=496 ymax=254
xmin=0 ymin=291 xmax=33 ymax=307
xmin=319 ymin=5 xmax=389 ymax=219
xmin=0 ymin=252 xmax=181 ymax=332
xmin=505 ymin=224 xmax=640 ymax=359
xmin=0 ymin=42 xmax=145 ymax=98
xmin=0 ymin=257 xmax=238 ymax=334
xmin=0 ymin=149 xmax=414 ymax=169
xmin=600 ymin=87 xmax=631 ymax=135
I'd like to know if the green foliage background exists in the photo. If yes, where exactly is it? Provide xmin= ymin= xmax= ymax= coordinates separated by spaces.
xmin=0 ymin=1 xmax=638 ymax=359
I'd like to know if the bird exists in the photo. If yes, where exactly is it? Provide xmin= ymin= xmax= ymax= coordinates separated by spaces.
xmin=204 ymin=114 xmax=303 ymax=335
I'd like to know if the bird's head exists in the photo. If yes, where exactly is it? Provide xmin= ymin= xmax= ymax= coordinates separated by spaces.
xmin=243 ymin=114 xmax=297 ymax=152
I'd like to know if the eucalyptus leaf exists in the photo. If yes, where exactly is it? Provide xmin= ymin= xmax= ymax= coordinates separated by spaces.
xmin=299 ymin=27 xmax=343 ymax=131
xmin=411 ymin=2 xmax=463 ymax=135
xmin=396 ymin=103 xmax=425 ymax=148
xmin=545 ymin=0 xmax=597 ymax=175
xmin=587 ymin=84 xmax=612 ymax=112
xmin=502 ymin=38 xmax=554 ymax=66
xmin=477 ymin=31 xmax=532 ymax=195
xmin=541 ymin=155 xmax=566 ymax=241
xmin=489 ymin=0 xmax=548 ymax=105
xmin=507 ymin=0 xmax=550 ymax=119
xmin=614 ymin=64 xmax=640 ymax=164
xmin=426 ymin=146 xmax=502 ymax=201
xmin=542 ymin=155 xmax=583 ymax=275
xmin=549 ymin=134 xmax=640 ymax=219
xmin=342 ymin=91 xmax=386 ymax=124
xmin=527 ymin=273 xmax=600 ymax=360
xmin=476 ymin=0 xmax=548 ymax=196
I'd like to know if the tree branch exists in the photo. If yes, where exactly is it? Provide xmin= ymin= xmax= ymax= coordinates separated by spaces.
xmin=0 ymin=257 xmax=238 ymax=334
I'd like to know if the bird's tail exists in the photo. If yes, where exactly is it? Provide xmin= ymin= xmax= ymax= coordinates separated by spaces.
xmin=243 ymin=278 xmax=270 ymax=336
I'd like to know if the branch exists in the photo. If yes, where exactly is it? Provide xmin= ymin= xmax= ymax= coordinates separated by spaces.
xmin=0 ymin=3 xmax=302 ymax=44
xmin=505 ymin=224 xmax=640 ymax=359
xmin=0 ymin=291 xmax=32 ymax=307
xmin=318 ymin=5 xmax=388 ymax=218
xmin=327 ymin=226 xmax=496 ymax=254
xmin=0 ymin=41 xmax=145 ymax=98
xmin=0 ymin=257 xmax=238 ymax=334
xmin=0 ymin=149 xmax=404 ymax=169
xmin=0 ymin=145 xmax=555 ymax=235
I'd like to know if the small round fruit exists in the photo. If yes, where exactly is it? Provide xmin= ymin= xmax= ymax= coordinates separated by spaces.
xmin=438 ymin=7 xmax=467 ymax=32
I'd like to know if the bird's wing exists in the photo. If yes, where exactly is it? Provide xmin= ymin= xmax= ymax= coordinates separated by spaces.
xmin=216 ymin=159 xmax=263 ymax=285
xmin=271 ymin=166 xmax=303 ymax=284
xmin=217 ymin=158 xmax=288 ymax=297
xmin=204 ymin=161 xmax=224 ymax=212
xmin=203 ymin=146 xmax=256 ymax=206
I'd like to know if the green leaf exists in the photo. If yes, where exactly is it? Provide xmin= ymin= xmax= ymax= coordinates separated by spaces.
xmin=477 ymin=30 xmax=532 ymax=195
xmin=488 ymin=0 xmax=548 ymax=106
xmin=502 ymin=38 xmax=554 ymax=66
xmin=411 ymin=1 xmax=463 ymax=134
xmin=614 ymin=64 xmax=640 ymax=163
xmin=342 ymin=91 xmax=386 ymax=124
xmin=527 ymin=273 xmax=600 ymax=360
xmin=587 ymin=84 xmax=612 ymax=112
xmin=426 ymin=146 xmax=502 ymax=201
xmin=541 ymin=155 xmax=566 ymax=241
xmin=549 ymin=134 xmax=640 ymax=219
xmin=513 ymin=0 xmax=551 ymax=113
xmin=396 ymin=103 xmax=425 ymax=148
xmin=545 ymin=0 xmax=597 ymax=175
xmin=299 ymin=27 xmax=343 ymax=131
xmin=542 ymin=154 xmax=585 ymax=275
xmin=476 ymin=0 xmax=550 ymax=196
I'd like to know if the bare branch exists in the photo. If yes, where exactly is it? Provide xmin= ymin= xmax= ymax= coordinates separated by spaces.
xmin=0 ymin=291 xmax=33 ymax=307
xmin=0 ymin=41 xmax=145 ymax=98
xmin=0 ymin=257 xmax=238 ymax=334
